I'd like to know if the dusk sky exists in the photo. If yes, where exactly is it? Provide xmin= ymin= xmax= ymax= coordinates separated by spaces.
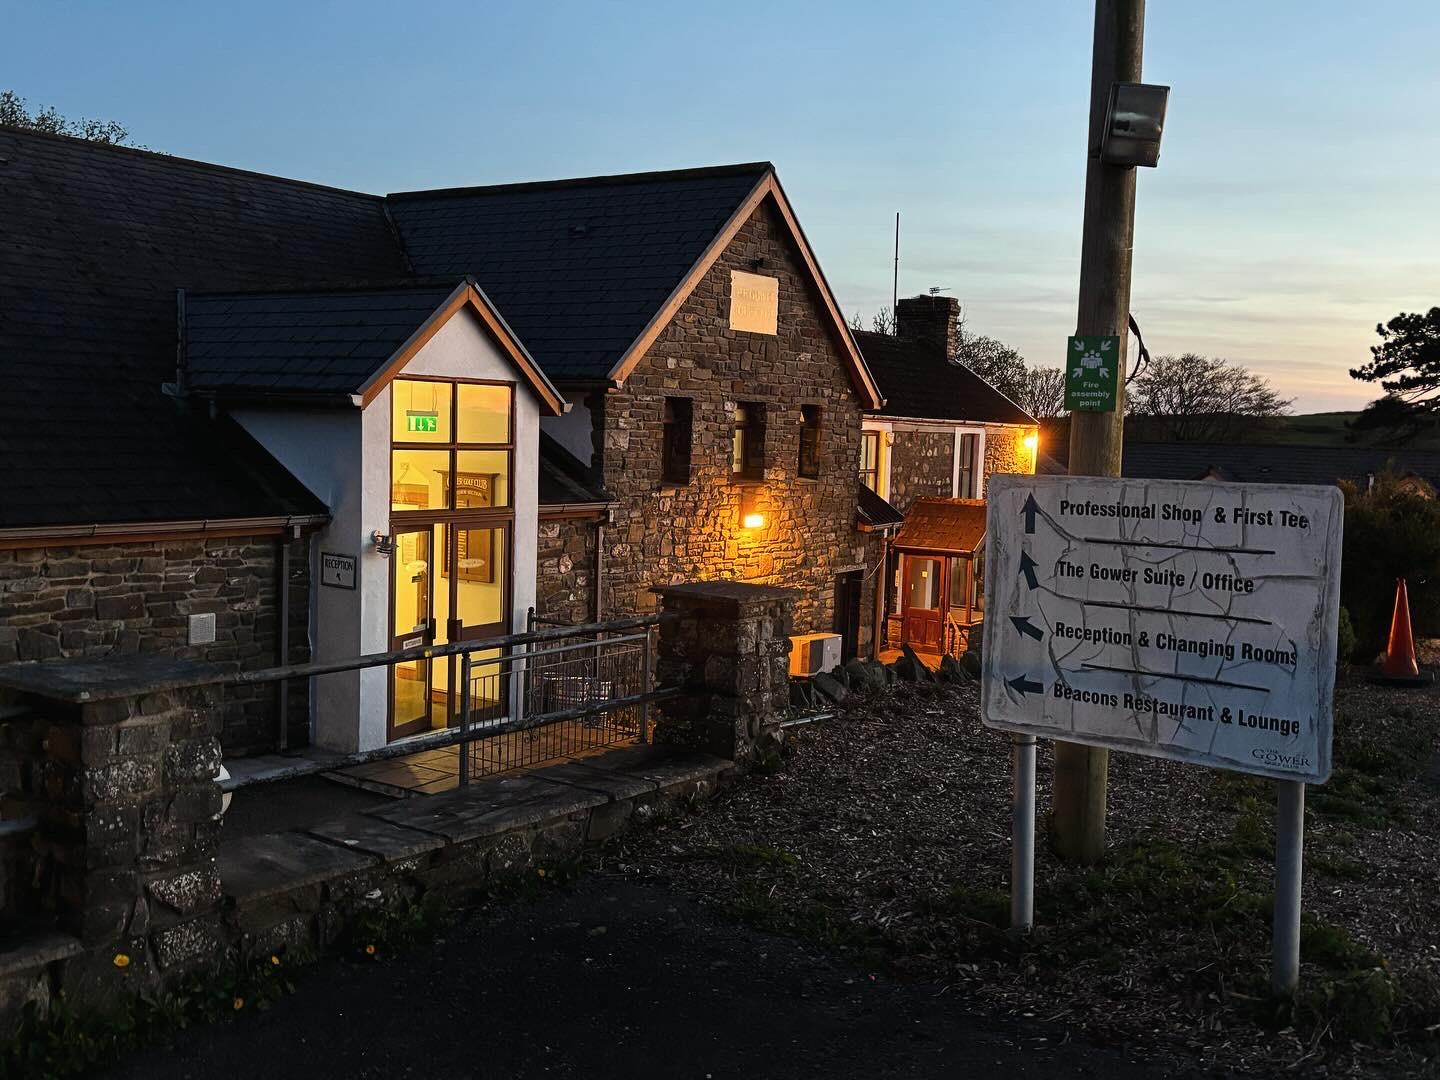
xmin=5 ymin=1 xmax=1436 ymax=413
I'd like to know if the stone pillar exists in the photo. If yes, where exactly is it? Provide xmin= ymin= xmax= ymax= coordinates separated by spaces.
xmin=652 ymin=583 xmax=799 ymax=762
xmin=0 ymin=657 xmax=225 ymax=997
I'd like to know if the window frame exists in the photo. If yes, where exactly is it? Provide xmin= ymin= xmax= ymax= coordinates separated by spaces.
xmin=390 ymin=376 xmax=517 ymax=520
xmin=661 ymin=396 xmax=693 ymax=486
xmin=797 ymin=404 xmax=822 ymax=479
xmin=731 ymin=401 xmax=766 ymax=482
xmin=858 ymin=430 xmax=881 ymax=491
xmin=956 ymin=431 xmax=979 ymax=499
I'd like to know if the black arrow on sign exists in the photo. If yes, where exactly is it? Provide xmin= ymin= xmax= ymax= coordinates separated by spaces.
xmin=1006 ymin=674 xmax=1044 ymax=696
xmin=1021 ymin=493 xmax=1040 ymax=534
xmin=1019 ymin=551 xmax=1039 ymax=590
xmin=1009 ymin=615 xmax=1044 ymax=641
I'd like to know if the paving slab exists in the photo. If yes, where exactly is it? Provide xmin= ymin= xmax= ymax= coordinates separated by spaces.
xmin=365 ymin=775 xmax=607 ymax=843
xmin=523 ymin=758 xmax=656 ymax=802
xmin=220 ymin=832 xmax=377 ymax=904
xmin=559 ymin=746 xmax=730 ymax=790
xmin=303 ymin=814 xmax=445 ymax=863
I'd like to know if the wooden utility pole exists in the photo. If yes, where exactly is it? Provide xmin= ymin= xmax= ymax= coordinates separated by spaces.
xmin=1054 ymin=0 xmax=1146 ymax=864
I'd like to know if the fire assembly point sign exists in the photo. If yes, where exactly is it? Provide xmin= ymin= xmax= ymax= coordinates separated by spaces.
xmin=980 ymin=474 xmax=1343 ymax=783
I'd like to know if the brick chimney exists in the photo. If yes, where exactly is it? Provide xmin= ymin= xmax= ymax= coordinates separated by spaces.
xmin=895 ymin=294 xmax=960 ymax=358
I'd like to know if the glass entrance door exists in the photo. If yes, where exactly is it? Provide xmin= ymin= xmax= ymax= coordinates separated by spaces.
xmin=449 ymin=523 xmax=509 ymax=726
xmin=389 ymin=527 xmax=436 ymax=740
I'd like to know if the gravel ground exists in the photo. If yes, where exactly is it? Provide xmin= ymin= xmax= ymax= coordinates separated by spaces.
xmin=610 ymin=673 xmax=1440 ymax=1078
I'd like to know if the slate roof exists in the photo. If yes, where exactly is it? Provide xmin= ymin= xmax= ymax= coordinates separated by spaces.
xmin=185 ymin=282 xmax=461 ymax=395
xmin=539 ymin=433 xmax=609 ymax=506
xmin=854 ymin=331 xmax=1034 ymax=426
xmin=857 ymin=483 xmax=904 ymax=529
xmin=0 ymin=127 xmax=404 ymax=528
xmin=1052 ymin=441 xmax=1440 ymax=490
xmin=892 ymin=498 xmax=988 ymax=555
xmin=386 ymin=164 xmax=771 ymax=382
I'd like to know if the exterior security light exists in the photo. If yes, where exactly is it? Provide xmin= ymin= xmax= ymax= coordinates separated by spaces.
xmin=1102 ymin=82 xmax=1170 ymax=167
xmin=1023 ymin=433 xmax=1038 ymax=453
xmin=742 ymin=512 xmax=765 ymax=530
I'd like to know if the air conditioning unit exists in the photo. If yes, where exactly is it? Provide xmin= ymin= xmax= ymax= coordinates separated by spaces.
xmin=788 ymin=633 xmax=843 ymax=677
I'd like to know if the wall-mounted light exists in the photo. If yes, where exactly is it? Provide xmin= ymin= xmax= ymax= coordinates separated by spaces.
xmin=742 ymin=512 xmax=765 ymax=530
xmin=371 ymin=530 xmax=396 ymax=557
xmin=1023 ymin=433 xmax=1038 ymax=453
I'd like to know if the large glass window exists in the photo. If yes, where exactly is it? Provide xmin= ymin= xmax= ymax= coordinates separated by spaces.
xmin=391 ymin=379 xmax=513 ymax=513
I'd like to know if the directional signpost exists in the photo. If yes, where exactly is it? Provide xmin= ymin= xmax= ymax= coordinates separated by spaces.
xmin=981 ymin=473 xmax=1344 ymax=993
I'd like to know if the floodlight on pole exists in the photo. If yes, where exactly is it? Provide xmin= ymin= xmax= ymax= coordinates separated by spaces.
xmin=1101 ymin=82 xmax=1170 ymax=167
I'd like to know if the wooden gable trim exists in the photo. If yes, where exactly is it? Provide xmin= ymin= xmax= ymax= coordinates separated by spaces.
xmin=356 ymin=282 xmax=567 ymax=416
xmin=606 ymin=173 xmax=885 ymax=411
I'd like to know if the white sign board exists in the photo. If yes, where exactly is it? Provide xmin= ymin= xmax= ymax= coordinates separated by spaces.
xmin=981 ymin=474 xmax=1342 ymax=783
xmin=320 ymin=552 xmax=357 ymax=590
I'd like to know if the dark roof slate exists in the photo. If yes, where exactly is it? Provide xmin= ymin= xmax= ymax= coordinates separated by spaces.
xmin=386 ymin=164 xmax=770 ymax=382
xmin=185 ymin=283 xmax=460 ymax=395
xmin=854 ymin=330 xmax=1034 ymax=426
xmin=0 ymin=128 xmax=405 ymax=528
xmin=857 ymin=483 xmax=904 ymax=528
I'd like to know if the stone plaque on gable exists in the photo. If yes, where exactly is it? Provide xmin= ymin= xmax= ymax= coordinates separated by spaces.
xmin=729 ymin=271 xmax=778 ymax=335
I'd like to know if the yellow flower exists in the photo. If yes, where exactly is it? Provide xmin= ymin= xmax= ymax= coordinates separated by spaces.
xmin=112 ymin=954 xmax=130 ymax=969
xmin=233 ymin=997 xmax=244 ymax=1011
xmin=365 ymin=944 xmax=376 ymax=956
xmin=270 ymin=955 xmax=280 ymax=966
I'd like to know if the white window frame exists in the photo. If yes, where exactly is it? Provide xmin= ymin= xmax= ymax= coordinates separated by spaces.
xmin=951 ymin=427 xmax=986 ymax=499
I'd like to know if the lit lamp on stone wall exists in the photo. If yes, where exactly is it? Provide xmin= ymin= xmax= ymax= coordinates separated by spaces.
xmin=739 ymin=488 xmax=765 ymax=530
xmin=1023 ymin=431 xmax=1039 ymax=474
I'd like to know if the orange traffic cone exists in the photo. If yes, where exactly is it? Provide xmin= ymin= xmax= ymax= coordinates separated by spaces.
xmin=1381 ymin=577 xmax=1421 ymax=678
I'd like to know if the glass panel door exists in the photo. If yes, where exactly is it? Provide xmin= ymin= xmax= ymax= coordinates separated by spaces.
xmin=389 ymin=527 xmax=434 ymax=740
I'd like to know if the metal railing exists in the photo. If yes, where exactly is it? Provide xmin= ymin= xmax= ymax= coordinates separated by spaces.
xmin=218 ymin=612 xmax=677 ymax=786
xmin=456 ymin=624 xmax=656 ymax=783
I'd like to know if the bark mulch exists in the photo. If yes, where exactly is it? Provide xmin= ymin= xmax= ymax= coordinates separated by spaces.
xmin=609 ymin=673 xmax=1440 ymax=1078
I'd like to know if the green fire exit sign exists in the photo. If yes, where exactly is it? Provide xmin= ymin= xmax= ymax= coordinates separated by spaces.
xmin=1064 ymin=335 xmax=1121 ymax=412
xmin=405 ymin=412 xmax=439 ymax=434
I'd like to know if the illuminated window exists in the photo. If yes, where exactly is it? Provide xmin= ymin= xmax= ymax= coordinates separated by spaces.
xmin=798 ymin=405 xmax=821 ymax=479
xmin=732 ymin=402 xmax=765 ymax=480
xmin=391 ymin=379 xmax=513 ymax=513
xmin=859 ymin=430 xmax=881 ymax=491
xmin=662 ymin=397 xmax=692 ymax=485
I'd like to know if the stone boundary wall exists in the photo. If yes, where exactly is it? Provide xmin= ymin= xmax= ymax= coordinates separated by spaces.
xmin=0 ymin=536 xmax=311 ymax=755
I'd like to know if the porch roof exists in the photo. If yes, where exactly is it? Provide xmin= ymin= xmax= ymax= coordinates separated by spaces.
xmin=892 ymin=497 xmax=987 ymax=556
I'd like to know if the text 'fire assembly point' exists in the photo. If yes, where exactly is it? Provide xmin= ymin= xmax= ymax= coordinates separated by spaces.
xmin=981 ymin=473 xmax=1343 ymax=783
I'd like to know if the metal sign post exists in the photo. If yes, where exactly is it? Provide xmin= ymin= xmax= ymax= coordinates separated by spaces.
xmin=982 ymin=474 xmax=1342 ymax=992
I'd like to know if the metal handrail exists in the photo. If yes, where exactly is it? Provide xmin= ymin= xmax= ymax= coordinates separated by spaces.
xmin=223 ymin=613 xmax=670 ymax=688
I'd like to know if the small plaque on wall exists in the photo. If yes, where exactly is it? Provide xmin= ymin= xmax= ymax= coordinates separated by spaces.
xmin=320 ymin=552 xmax=357 ymax=590
xmin=729 ymin=270 xmax=778 ymax=335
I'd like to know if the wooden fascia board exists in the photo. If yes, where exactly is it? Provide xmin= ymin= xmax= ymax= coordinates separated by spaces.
xmin=356 ymin=284 xmax=567 ymax=416
xmin=606 ymin=173 xmax=885 ymax=411
xmin=606 ymin=174 xmax=772 ymax=387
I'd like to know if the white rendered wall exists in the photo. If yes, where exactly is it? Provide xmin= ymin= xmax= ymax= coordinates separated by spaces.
xmin=236 ymin=305 xmax=545 ymax=753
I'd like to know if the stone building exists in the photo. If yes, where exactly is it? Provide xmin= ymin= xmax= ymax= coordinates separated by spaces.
xmin=0 ymin=128 xmax=1037 ymax=764
xmin=853 ymin=295 xmax=1040 ymax=656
